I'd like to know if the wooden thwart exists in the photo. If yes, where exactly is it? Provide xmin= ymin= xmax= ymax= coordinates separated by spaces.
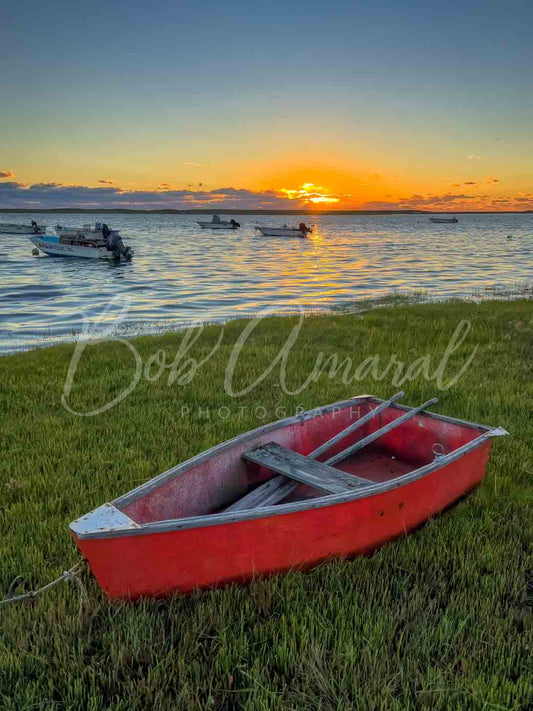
xmin=243 ymin=442 xmax=371 ymax=493
xmin=227 ymin=440 xmax=374 ymax=513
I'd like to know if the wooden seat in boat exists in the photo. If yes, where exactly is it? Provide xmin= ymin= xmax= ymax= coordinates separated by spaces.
xmin=244 ymin=442 xmax=372 ymax=492
xmin=226 ymin=442 xmax=373 ymax=513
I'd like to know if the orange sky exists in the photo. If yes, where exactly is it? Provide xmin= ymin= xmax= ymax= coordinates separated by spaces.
xmin=1 ymin=147 xmax=532 ymax=211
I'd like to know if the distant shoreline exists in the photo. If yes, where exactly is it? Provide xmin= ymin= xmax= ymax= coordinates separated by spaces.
xmin=0 ymin=208 xmax=531 ymax=215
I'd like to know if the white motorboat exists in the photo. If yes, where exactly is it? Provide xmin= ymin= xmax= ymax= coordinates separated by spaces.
xmin=55 ymin=222 xmax=121 ymax=239
xmin=29 ymin=233 xmax=133 ymax=261
xmin=197 ymin=215 xmax=241 ymax=230
xmin=430 ymin=217 xmax=458 ymax=224
xmin=256 ymin=223 xmax=313 ymax=238
xmin=0 ymin=221 xmax=46 ymax=234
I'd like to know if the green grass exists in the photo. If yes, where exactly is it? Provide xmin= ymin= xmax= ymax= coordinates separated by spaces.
xmin=0 ymin=299 xmax=532 ymax=710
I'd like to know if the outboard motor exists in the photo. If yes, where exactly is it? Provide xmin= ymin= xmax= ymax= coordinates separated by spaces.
xmin=106 ymin=230 xmax=132 ymax=261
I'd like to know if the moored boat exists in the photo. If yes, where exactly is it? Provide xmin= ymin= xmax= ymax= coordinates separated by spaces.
xmin=430 ymin=217 xmax=458 ymax=223
xmin=70 ymin=393 xmax=506 ymax=599
xmin=197 ymin=215 xmax=241 ymax=229
xmin=256 ymin=222 xmax=312 ymax=237
xmin=29 ymin=232 xmax=133 ymax=261
xmin=0 ymin=221 xmax=46 ymax=234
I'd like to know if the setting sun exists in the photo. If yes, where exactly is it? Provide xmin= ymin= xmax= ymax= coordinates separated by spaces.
xmin=279 ymin=183 xmax=341 ymax=205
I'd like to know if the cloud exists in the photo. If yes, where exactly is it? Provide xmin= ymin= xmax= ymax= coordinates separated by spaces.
xmin=399 ymin=193 xmax=479 ymax=208
xmin=464 ymin=181 xmax=477 ymax=185
xmin=467 ymin=155 xmax=481 ymax=160
xmin=0 ymin=181 xmax=303 ymax=210
xmin=397 ymin=191 xmax=532 ymax=210
xmin=1 ymin=180 xmax=531 ymax=211
xmin=98 ymin=179 xmax=114 ymax=185
xmin=486 ymin=177 xmax=499 ymax=183
xmin=0 ymin=170 xmax=14 ymax=179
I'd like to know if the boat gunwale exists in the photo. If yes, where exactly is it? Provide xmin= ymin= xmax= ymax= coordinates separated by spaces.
xmin=71 ymin=396 xmax=506 ymax=540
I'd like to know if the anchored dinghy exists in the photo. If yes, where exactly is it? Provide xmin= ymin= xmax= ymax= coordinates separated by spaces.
xmin=70 ymin=394 xmax=507 ymax=599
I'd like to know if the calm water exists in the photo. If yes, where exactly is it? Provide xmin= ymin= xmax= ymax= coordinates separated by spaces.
xmin=1 ymin=212 xmax=531 ymax=353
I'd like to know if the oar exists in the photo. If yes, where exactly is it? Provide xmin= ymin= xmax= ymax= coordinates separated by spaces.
xmin=309 ymin=391 xmax=405 ymax=460
xmin=326 ymin=397 xmax=439 ymax=466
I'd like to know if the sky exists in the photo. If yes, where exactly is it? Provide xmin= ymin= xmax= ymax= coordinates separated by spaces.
xmin=1 ymin=0 xmax=532 ymax=211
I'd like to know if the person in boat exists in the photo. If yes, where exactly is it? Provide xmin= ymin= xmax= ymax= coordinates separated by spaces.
xmin=299 ymin=222 xmax=311 ymax=233
xmin=31 ymin=220 xmax=39 ymax=234
xmin=212 ymin=214 xmax=221 ymax=223
xmin=230 ymin=219 xmax=240 ymax=228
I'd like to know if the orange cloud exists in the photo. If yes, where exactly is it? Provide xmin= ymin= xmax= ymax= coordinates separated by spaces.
xmin=0 ymin=170 xmax=13 ymax=179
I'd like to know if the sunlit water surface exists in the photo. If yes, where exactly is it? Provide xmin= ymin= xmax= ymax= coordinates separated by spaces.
xmin=1 ymin=213 xmax=531 ymax=353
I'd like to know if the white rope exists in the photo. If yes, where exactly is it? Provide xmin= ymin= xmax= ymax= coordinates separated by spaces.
xmin=0 ymin=562 xmax=87 ymax=607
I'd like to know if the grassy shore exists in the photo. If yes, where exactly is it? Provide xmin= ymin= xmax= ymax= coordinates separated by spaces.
xmin=1 ymin=299 xmax=532 ymax=710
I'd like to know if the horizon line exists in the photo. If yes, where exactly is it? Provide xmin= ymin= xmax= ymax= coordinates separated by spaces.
xmin=0 ymin=208 xmax=531 ymax=215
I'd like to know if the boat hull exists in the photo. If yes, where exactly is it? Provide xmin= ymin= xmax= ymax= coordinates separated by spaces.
xmin=70 ymin=396 xmax=503 ymax=599
xmin=30 ymin=236 xmax=129 ymax=260
xmin=197 ymin=221 xmax=239 ymax=230
xmin=74 ymin=443 xmax=491 ymax=599
xmin=257 ymin=227 xmax=310 ymax=237
xmin=0 ymin=223 xmax=46 ymax=234
xmin=430 ymin=218 xmax=458 ymax=223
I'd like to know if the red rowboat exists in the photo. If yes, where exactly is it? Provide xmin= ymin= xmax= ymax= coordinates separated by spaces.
xmin=70 ymin=394 xmax=506 ymax=599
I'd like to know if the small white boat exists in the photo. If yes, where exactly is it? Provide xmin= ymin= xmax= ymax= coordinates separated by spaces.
xmin=55 ymin=222 xmax=121 ymax=239
xmin=430 ymin=217 xmax=458 ymax=224
xmin=29 ymin=234 xmax=133 ymax=261
xmin=256 ymin=223 xmax=313 ymax=238
xmin=0 ymin=221 xmax=46 ymax=234
xmin=197 ymin=215 xmax=240 ymax=230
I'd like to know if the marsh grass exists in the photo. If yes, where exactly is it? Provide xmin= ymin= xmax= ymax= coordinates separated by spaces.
xmin=0 ymin=300 xmax=532 ymax=709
